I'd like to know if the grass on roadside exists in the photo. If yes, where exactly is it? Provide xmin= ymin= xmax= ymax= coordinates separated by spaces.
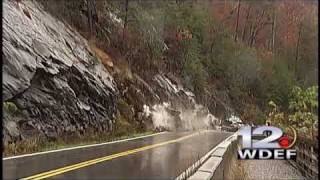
xmin=3 ymin=131 xmax=154 ymax=157
xmin=4 ymin=105 xmax=153 ymax=157
xmin=224 ymin=143 xmax=247 ymax=180
xmin=225 ymin=155 xmax=247 ymax=180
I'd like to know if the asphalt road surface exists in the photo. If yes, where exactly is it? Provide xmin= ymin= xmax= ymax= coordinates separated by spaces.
xmin=3 ymin=130 xmax=232 ymax=180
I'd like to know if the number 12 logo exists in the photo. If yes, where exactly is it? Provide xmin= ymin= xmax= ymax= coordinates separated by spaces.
xmin=238 ymin=126 xmax=295 ymax=149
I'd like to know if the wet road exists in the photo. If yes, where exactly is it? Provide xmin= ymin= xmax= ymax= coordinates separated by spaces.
xmin=3 ymin=130 xmax=232 ymax=180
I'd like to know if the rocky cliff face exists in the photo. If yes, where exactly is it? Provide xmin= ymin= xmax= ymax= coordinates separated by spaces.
xmin=3 ymin=0 xmax=118 ymax=144
xmin=3 ymin=0 xmax=218 ymax=146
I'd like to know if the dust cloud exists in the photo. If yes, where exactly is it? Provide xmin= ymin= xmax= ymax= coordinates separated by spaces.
xmin=143 ymin=102 xmax=220 ymax=131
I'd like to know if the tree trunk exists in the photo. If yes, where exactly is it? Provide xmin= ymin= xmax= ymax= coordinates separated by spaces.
xmin=87 ymin=0 xmax=96 ymax=36
xmin=295 ymin=24 xmax=302 ymax=74
xmin=249 ymin=10 xmax=265 ymax=47
xmin=234 ymin=0 xmax=241 ymax=42
xmin=270 ymin=6 xmax=276 ymax=52
xmin=242 ymin=5 xmax=251 ymax=41
xmin=311 ymin=121 xmax=314 ymax=142
xmin=123 ymin=0 xmax=129 ymax=42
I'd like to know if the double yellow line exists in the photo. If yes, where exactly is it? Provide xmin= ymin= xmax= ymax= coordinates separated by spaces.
xmin=21 ymin=131 xmax=203 ymax=180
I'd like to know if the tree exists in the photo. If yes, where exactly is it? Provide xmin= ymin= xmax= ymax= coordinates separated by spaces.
xmin=270 ymin=5 xmax=276 ymax=52
xmin=123 ymin=0 xmax=129 ymax=42
xmin=87 ymin=0 xmax=97 ymax=36
xmin=288 ymin=86 xmax=318 ymax=140
xmin=294 ymin=23 xmax=302 ymax=75
xmin=266 ymin=101 xmax=285 ymax=127
xmin=241 ymin=5 xmax=251 ymax=42
xmin=234 ymin=0 xmax=241 ymax=41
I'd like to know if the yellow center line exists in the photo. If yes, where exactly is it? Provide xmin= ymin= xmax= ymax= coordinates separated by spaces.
xmin=21 ymin=131 xmax=205 ymax=180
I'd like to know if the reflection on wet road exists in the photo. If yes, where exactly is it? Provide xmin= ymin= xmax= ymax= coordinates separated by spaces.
xmin=3 ymin=130 xmax=231 ymax=180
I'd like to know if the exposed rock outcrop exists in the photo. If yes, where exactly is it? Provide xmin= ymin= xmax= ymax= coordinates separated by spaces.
xmin=3 ymin=0 xmax=118 ymax=144
xmin=2 ymin=0 xmax=224 ymax=146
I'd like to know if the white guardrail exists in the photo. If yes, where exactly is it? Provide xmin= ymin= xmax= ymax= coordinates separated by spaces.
xmin=176 ymin=131 xmax=239 ymax=180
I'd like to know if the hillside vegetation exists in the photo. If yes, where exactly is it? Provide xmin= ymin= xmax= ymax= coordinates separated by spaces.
xmin=40 ymin=0 xmax=317 ymax=131
xmin=3 ymin=0 xmax=317 ymax=155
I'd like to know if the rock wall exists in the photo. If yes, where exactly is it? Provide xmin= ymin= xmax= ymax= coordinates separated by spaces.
xmin=2 ymin=0 xmax=222 ymax=146
xmin=3 ymin=0 xmax=118 ymax=144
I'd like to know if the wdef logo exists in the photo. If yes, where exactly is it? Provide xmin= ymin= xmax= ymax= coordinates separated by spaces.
xmin=237 ymin=126 xmax=297 ymax=160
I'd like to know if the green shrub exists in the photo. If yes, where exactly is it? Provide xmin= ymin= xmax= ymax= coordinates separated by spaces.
xmin=114 ymin=113 xmax=133 ymax=137
xmin=267 ymin=86 xmax=318 ymax=140
xmin=3 ymin=102 xmax=19 ymax=115
xmin=288 ymin=86 xmax=318 ymax=136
